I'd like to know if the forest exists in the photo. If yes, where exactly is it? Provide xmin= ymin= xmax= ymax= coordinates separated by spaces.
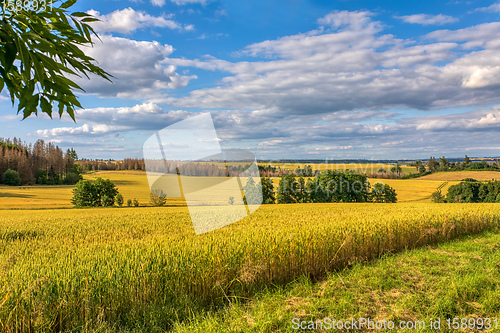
xmin=0 ymin=138 xmax=81 ymax=185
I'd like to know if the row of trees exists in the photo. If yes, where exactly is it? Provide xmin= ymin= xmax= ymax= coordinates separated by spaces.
xmin=78 ymin=158 xmax=145 ymax=172
xmin=443 ymin=179 xmax=500 ymax=203
xmin=0 ymin=138 xmax=81 ymax=185
xmin=242 ymin=171 xmax=397 ymax=204
xmin=414 ymin=155 xmax=499 ymax=175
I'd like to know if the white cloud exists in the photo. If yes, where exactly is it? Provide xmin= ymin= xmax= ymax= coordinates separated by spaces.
xmin=318 ymin=10 xmax=376 ymax=30
xmin=33 ymin=103 xmax=193 ymax=138
xmin=396 ymin=14 xmax=458 ymax=26
xmin=162 ymin=13 xmax=500 ymax=115
xmin=87 ymin=8 xmax=193 ymax=34
xmin=473 ymin=2 xmax=500 ymax=13
xmin=151 ymin=0 xmax=165 ymax=6
xmin=35 ymin=124 xmax=131 ymax=137
xmin=75 ymin=35 xmax=196 ymax=98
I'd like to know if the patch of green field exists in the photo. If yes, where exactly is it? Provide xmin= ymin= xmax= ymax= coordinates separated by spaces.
xmin=173 ymin=230 xmax=500 ymax=333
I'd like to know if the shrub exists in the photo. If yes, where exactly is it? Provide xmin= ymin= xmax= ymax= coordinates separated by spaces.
xmin=2 ymin=169 xmax=21 ymax=186
xmin=150 ymin=189 xmax=166 ymax=207
xmin=64 ymin=172 xmax=82 ymax=185
xmin=431 ymin=190 xmax=446 ymax=203
xmin=116 ymin=194 xmax=124 ymax=207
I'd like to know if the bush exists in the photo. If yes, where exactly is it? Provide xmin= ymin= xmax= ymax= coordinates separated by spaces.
xmin=150 ymin=189 xmax=166 ymax=206
xmin=71 ymin=178 xmax=119 ymax=207
xmin=133 ymin=199 xmax=139 ymax=207
xmin=64 ymin=172 xmax=82 ymax=185
xmin=2 ymin=169 xmax=21 ymax=186
xmin=127 ymin=199 xmax=132 ymax=207
xmin=371 ymin=183 xmax=398 ymax=203
xmin=116 ymin=194 xmax=124 ymax=207
xmin=431 ymin=190 xmax=446 ymax=203
xmin=35 ymin=168 xmax=48 ymax=184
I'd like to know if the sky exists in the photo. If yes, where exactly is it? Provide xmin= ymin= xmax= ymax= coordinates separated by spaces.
xmin=2 ymin=0 xmax=500 ymax=160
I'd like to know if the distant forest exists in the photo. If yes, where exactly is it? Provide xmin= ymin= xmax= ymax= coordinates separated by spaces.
xmin=0 ymin=138 xmax=81 ymax=185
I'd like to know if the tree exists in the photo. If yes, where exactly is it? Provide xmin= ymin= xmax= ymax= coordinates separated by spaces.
xmin=0 ymin=0 xmax=112 ymax=120
xmin=431 ymin=190 xmax=445 ymax=203
xmin=371 ymin=183 xmax=397 ymax=203
xmin=150 ymin=189 xmax=167 ymax=206
xmin=418 ymin=164 xmax=426 ymax=174
xmin=439 ymin=156 xmax=449 ymax=171
xmin=2 ymin=169 xmax=21 ymax=186
xmin=390 ymin=164 xmax=402 ymax=175
xmin=276 ymin=175 xmax=298 ymax=204
xmin=260 ymin=177 xmax=276 ymax=204
xmin=242 ymin=177 xmax=262 ymax=205
xmin=427 ymin=157 xmax=438 ymax=173
xmin=71 ymin=178 xmax=119 ymax=207
xmin=71 ymin=180 xmax=96 ymax=207
xmin=414 ymin=160 xmax=422 ymax=172
xmin=464 ymin=155 xmax=470 ymax=165
xmin=116 ymin=193 xmax=124 ymax=207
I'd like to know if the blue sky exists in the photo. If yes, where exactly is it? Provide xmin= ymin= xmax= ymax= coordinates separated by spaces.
xmin=2 ymin=0 xmax=500 ymax=160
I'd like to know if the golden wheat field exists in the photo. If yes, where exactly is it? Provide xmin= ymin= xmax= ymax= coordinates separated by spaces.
xmin=260 ymin=163 xmax=415 ymax=175
xmin=0 ymin=170 xmax=448 ymax=209
xmin=416 ymin=171 xmax=500 ymax=181
xmin=1 ymin=203 xmax=500 ymax=331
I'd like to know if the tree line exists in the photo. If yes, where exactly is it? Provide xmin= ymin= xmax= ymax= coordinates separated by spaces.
xmin=404 ymin=155 xmax=500 ymax=180
xmin=0 ymin=138 xmax=81 ymax=186
xmin=432 ymin=178 xmax=500 ymax=203
xmin=242 ymin=170 xmax=397 ymax=204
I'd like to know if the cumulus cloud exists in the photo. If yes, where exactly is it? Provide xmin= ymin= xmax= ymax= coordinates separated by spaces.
xmin=396 ymin=14 xmax=458 ymax=26
xmin=473 ymin=2 xmax=500 ymax=13
xmin=87 ymin=8 xmax=193 ymax=34
xmin=35 ymin=124 xmax=131 ymax=137
xmin=317 ymin=10 xmax=376 ymax=30
xmin=162 ymin=12 xmax=500 ymax=116
xmin=74 ymin=35 xmax=196 ymax=98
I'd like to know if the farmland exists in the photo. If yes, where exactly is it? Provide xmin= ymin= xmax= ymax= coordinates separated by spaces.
xmin=261 ymin=163 xmax=416 ymax=175
xmin=1 ymin=169 xmax=500 ymax=331
xmin=0 ymin=170 xmax=452 ymax=210
xmin=1 ymin=203 xmax=500 ymax=331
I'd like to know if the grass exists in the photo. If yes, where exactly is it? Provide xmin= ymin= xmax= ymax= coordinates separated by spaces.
xmin=1 ymin=203 xmax=500 ymax=331
xmin=172 ymin=230 xmax=500 ymax=332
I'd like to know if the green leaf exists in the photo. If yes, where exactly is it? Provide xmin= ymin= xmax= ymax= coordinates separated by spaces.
xmin=71 ymin=12 xmax=90 ymax=18
xmin=40 ymin=96 xmax=52 ymax=118
xmin=60 ymin=0 xmax=77 ymax=9
xmin=80 ymin=17 xmax=100 ymax=23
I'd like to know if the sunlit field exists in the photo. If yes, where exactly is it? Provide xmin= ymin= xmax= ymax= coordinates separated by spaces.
xmin=1 ymin=203 xmax=500 ymax=331
xmin=416 ymin=171 xmax=500 ymax=181
xmin=0 ymin=169 xmax=486 ymax=210
xmin=260 ymin=163 xmax=415 ymax=175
